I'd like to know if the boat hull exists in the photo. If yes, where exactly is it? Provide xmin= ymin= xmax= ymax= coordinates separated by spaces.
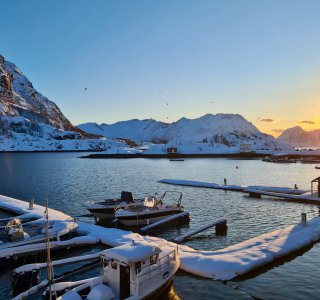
xmin=87 ymin=208 xmax=116 ymax=220
xmin=116 ymin=209 xmax=183 ymax=226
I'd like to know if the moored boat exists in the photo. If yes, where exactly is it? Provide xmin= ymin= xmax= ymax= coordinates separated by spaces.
xmin=115 ymin=191 xmax=184 ymax=227
xmin=86 ymin=191 xmax=145 ymax=221
xmin=0 ymin=218 xmax=78 ymax=250
xmin=14 ymin=241 xmax=180 ymax=300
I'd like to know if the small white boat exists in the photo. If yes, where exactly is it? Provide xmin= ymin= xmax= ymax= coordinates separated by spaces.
xmin=43 ymin=241 xmax=180 ymax=300
xmin=86 ymin=191 xmax=145 ymax=221
xmin=115 ymin=191 xmax=184 ymax=227
xmin=0 ymin=218 xmax=78 ymax=250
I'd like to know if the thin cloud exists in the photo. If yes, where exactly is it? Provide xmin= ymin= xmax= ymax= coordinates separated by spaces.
xmin=260 ymin=118 xmax=275 ymax=123
xmin=272 ymin=129 xmax=285 ymax=134
xmin=297 ymin=120 xmax=315 ymax=125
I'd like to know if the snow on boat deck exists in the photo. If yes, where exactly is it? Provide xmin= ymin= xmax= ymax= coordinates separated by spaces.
xmin=2 ymin=194 xmax=320 ymax=280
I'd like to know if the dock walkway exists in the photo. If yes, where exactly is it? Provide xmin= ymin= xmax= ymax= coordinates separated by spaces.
xmin=160 ymin=178 xmax=320 ymax=204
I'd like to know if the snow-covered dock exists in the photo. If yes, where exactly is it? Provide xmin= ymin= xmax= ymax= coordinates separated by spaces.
xmin=2 ymin=194 xmax=320 ymax=281
xmin=244 ymin=189 xmax=320 ymax=204
xmin=160 ymin=178 xmax=320 ymax=204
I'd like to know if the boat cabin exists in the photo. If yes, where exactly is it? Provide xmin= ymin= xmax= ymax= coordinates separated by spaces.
xmin=100 ymin=241 xmax=175 ymax=299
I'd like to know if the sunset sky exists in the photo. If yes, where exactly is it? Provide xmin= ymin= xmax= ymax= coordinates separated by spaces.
xmin=1 ymin=0 xmax=320 ymax=136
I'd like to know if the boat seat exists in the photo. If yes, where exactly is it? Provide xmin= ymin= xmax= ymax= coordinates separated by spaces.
xmin=121 ymin=191 xmax=134 ymax=203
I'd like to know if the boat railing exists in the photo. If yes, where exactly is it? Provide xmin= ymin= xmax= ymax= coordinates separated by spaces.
xmin=134 ymin=249 xmax=176 ymax=282
xmin=159 ymin=191 xmax=183 ymax=205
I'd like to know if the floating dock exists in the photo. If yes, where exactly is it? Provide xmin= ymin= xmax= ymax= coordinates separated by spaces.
xmin=160 ymin=178 xmax=320 ymax=205
xmin=2 ymin=194 xmax=320 ymax=281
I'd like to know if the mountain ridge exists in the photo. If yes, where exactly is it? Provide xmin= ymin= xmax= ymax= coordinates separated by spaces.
xmin=78 ymin=113 xmax=293 ymax=152
xmin=277 ymin=126 xmax=320 ymax=147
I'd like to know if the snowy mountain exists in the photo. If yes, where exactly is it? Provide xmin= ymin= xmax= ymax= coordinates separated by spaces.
xmin=0 ymin=54 xmax=108 ymax=151
xmin=0 ymin=54 xmax=293 ymax=153
xmin=78 ymin=114 xmax=293 ymax=153
xmin=277 ymin=126 xmax=320 ymax=147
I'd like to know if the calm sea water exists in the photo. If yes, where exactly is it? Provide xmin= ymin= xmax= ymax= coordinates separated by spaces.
xmin=0 ymin=152 xmax=320 ymax=299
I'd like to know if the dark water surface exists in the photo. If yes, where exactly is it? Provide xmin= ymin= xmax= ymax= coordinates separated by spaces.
xmin=0 ymin=153 xmax=320 ymax=299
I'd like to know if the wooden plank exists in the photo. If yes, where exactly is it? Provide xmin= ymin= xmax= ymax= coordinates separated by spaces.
xmin=139 ymin=211 xmax=189 ymax=232
xmin=174 ymin=219 xmax=227 ymax=243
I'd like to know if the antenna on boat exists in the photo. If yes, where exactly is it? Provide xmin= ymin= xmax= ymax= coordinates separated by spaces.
xmin=45 ymin=197 xmax=55 ymax=300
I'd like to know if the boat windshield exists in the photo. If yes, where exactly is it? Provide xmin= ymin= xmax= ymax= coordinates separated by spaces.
xmin=143 ymin=197 xmax=157 ymax=207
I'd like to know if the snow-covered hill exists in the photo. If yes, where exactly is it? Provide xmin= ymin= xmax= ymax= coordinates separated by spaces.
xmin=0 ymin=54 xmax=108 ymax=151
xmin=277 ymin=126 xmax=320 ymax=147
xmin=78 ymin=114 xmax=293 ymax=153
xmin=0 ymin=54 xmax=293 ymax=153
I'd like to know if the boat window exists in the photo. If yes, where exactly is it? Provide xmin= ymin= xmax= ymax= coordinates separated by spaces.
xmin=135 ymin=261 xmax=141 ymax=273
xmin=111 ymin=261 xmax=117 ymax=269
xmin=150 ymin=254 xmax=158 ymax=265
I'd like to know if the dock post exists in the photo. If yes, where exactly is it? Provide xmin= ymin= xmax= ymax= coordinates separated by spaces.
xmin=249 ymin=192 xmax=261 ymax=198
xmin=301 ymin=213 xmax=307 ymax=226
xmin=28 ymin=198 xmax=34 ymax=210
xmin=224 ymin=178 xmax=227 ymax=186
xmin=215 ymin=221 xmax=228 ymax=235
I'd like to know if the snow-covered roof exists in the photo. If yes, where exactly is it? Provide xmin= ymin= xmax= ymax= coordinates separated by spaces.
xmin=101 ymin=242 xmax=161 ymax=264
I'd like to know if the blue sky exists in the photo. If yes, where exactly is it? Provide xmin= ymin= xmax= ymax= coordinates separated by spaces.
xmin=1 ymin=0 xmax=320 ymax=135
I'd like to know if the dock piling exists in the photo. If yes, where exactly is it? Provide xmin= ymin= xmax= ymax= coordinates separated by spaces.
xmin=215 ymin=220 xmax=228 ymax=235
xmin=28 ymin=198 xmax=34 ymax=210
xmin=301 ymin=213 xmax=307 ymax=226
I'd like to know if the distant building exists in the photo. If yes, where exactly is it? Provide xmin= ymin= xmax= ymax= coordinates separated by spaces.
xmin=167 ymin=147 xmax=178 ymax=154
xmin=240 ymin=144 xmax=251 ymax=153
